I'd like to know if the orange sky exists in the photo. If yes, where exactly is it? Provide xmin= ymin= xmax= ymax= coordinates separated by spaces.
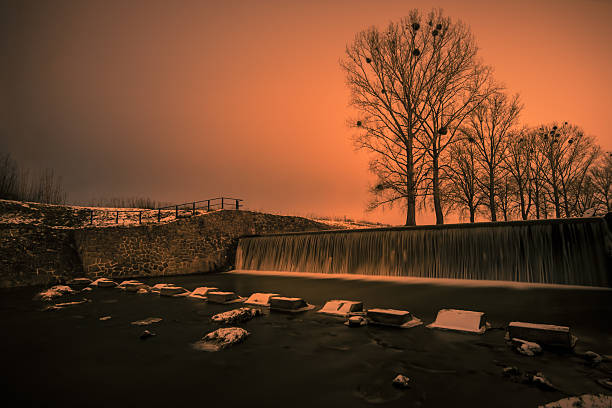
xmin=1 ymin=0 xmax=611 ymax=225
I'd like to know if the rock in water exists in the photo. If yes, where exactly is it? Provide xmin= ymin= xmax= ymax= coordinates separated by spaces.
xmin=211 ymin=308 xmax=262 ymax=324
xmin=539 ymin=394 xmax=612 ymax=408
xmin=512 ymin=338 xmax=543 ymax=356
xmin=392 ymin=374 xmax=411 ymax=388
xmin=131 ymin=317 xmax=163 ymax=326
xmin=90 ymin=278 xmax=117 ymax=288
xmin=35 ymin=285 xmax=74 ymax=301
xmin=581 ymin=351 xmax=603 ymax=365
xmin=140 ymin=330 xmax=156 ymax=340
xmin=67 ymin=278 xmax=92 ymax=286
xmin=346 ymin=316 xmax=367 ymax=328
xmin=193 ymin=327 xmax=250 ymax=352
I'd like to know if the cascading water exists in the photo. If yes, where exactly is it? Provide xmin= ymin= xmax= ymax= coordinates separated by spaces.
xmin=236 ymin=217 xmax=612 ymax=287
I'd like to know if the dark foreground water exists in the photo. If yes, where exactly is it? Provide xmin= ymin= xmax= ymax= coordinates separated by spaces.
xmin=1 ymin=272 xmax=611 ymax=408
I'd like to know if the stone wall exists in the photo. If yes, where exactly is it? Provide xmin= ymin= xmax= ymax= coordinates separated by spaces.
xmin=0 ymin=224 xmax=82 ymax=288
xmin=73 ymin=210 xmax=332 ymax=280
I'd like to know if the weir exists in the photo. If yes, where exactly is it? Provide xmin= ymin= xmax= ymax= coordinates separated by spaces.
xmin=235 ymin=217 xmax=612 ymax=287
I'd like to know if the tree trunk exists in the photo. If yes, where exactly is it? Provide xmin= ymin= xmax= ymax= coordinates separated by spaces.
xmin=489 ymin=170 xmax=497 ymax=221
xmin=432 ymin=154 xmax=444 ymax=224
xmin=469 ymin=206 xmax=475 ymax=223
xmin=405 ymin=143 xmax=416 ymax=226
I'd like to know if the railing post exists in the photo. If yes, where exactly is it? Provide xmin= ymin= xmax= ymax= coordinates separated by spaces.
xmin=235 ymin=199 xmax=239 ymax=210
xmin=207 ymin=200 xmax=210 ymax=211
xmin=192 ymin=202 xmax=196 ymax=216
xmin=175 ymin=205 xmax=178 ymax=218
xmin=116 ymin=211 xmax=119 ymax=224
xmin=158 ymin=209 xmax=161 ymax=222
xmin=221 ymin=197 xmax=224 ymax=209
xmin=139 ymin=211 xmax=142 ymax=224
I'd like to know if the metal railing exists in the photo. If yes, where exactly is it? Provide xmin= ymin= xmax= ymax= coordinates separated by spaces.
xmin=87 ymin=197 xmax=243 ymax=225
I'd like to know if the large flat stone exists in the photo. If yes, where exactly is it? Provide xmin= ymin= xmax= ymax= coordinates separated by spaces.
xmin=318 ymin=300 xmax=364 ymax=317
xmin=427 ymin=309 xmax=488 ymax=334
xmin=507 ymin=322 xmax=577 ymax=348
xmin=243 ymin=292 xmax=280 ymax=307
xmin=189 ymin=287 xmax=219 ymax=299
xmin=269 ymin=296 xmax=314 ymax=313
xmin=367 ymin=308 xmax=422 ymax=328
xmin=207 ymin=291 xmax=241 ymax=304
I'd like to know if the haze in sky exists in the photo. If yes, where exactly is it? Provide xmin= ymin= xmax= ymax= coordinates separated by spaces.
xmin=1 ymin=0 xmax=611 ymax=225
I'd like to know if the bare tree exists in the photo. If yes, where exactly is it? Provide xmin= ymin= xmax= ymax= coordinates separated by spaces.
xmin=341 ymin=9 xmax=492 ymax=225
xmin=502 ymin=127 xmax=534 ymax=220
xmin=446 ymin=138 xmax=482 ymax=222
xmin=0 ymin=153 xmax=19 ymax=200
xmin=414 ymin=21 xmax=496 ymax=224
xmin=462 ymin=91 xmax=522 ymax=221
xmin=590 ymin=152 xmax=612 ymax=214
xmin=535 ymin=123 xmax=599 ymax=217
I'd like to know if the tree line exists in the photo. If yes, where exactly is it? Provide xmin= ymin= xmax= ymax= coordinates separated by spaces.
xmin=341 ymin=8 xmax=611 ymax=225
xmin=0 ymin=153 xmax=67 ymax=204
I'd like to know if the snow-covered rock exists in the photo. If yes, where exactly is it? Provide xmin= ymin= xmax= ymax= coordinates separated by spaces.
xmin=43 ymin=298 xmax=89 ymax=311
xmin=207 ymin=291 xmax=243 ymax=304
xmin=427 ymin=309 xmax=487 ymax=334
xmin=346 ymin=315 xmax=367 ymax=327
xmin=539 ymin=394 xmax=612 ymax=408
xmin=67 ymin=278 xmax=92 ymax=286
xmin=512 ymin=338 xmax=543 ymax=356
xmin=140 ymin=330 xmax=156 ymax=340
xmin=367 ymin=308 xmax=422 ymax=328
xmin=243 ymin=292 xmax=280 ymax=307
xmin=90 ymin=278 xmax=117 ymax=288
xmin=318 ymin=300 xmax=364 ymax=317
xmin=189 ymin=287 xmax=219 ymax=300
xmin=131 ymin=317 xmax=163 ymax=326
xmin=269 ymin=297 xmax=315 ymax=312
xmin=159 ymin=285 xmax=190 ymax=297
xmin=507 ymin=322 xmax=577 ymax=349
xmin=211 ymin=307 xmax=262 ymax=324
xmin=117 ymin=280 xmax=147 ymax=292
xmin=193 ymin=327 xmax=250 ymax=351
xmin=35 ymin=285 xmax=74 ymax=301
xmin=392 ymin=374 xmax=411 ymax=388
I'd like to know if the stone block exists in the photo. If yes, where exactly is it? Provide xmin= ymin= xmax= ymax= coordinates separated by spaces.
xmin=367 ymin=308 xmax=422 ymax=328
xmin=507 ymin=322 xmax=577 ymax=349
xmin=427 ymin=309 xmax=488 ymax=334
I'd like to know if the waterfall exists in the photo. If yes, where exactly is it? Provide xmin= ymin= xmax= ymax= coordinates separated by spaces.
xmin=236 ymin=217 xmax=612 ymax=287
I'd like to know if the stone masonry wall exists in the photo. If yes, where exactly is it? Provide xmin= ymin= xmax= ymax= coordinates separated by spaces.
xmin=0 ymin=224 xmax=83 ymax=288
xmin=72 ymin=210 xmax=332 ymax=280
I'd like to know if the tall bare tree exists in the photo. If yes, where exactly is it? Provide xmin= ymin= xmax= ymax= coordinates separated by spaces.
xmin=590 ymin=152 xmax=612 ymax=214
xmin=446 ymin=137 xmax=482 ymax=222
xmin=415 ymin=23 xmax=496 ymax=224
xmin=341 ymin=9 xmax=492 ymax=225
xmin=0 ymin=153 xmax=19 ymax=200
xmin=536 ymin=123 xmax=599 ymax=217
xmin=502 ymin=127 xmax=534 ymax=220
xmin=462 ymin=91 xmax=522 ymax=221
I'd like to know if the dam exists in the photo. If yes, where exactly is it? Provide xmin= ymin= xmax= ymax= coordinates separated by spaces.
xmin=236 ymin=216 xmax=612 ymax=287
